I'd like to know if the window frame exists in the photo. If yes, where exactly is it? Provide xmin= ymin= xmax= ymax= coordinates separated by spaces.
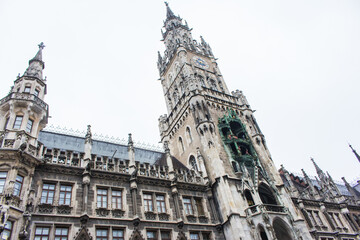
xmin=112 ymin=229 xmax=124 ymax=240
xmin=97 ymin=188 xmax=108 ymax=209
xmin=13 ymin=115 xmax=23 ymax=129
xmin=111 ymin=189 xmax=122 ymax=210
xmin=26 ymin=119 xmax=34 ymax=133
xmin=1 ymin=220 xmax=13 ymax=240
xmin=40 ymin=183 xmax=56 ymax=204
xmin=34 ymin=226 xmax=50 ymax=240
xmin=13 ymin=175 xmax=24 ymax=197
xmin=195 ymin=198 xmax=204 ymax=216
xmin=34 ymin=89 xmax=40 ymax=97
xmin=146 ymin=230 xmax=157 ymax=240
xmin=190 ymin=232 xmax=200 ymax=240
xmin=143 ymin=193 xmax=154 ymax=212
xmin=54 ymin=226 xmax=69 ymax=240
xmin=96 ymin=228 xmax=109 ymax=240
xmin=0 ymin=172 xmax=8 ymax=194
xmin=59 ymin=184 xmax=72 ymax=206
xmin=156 ymin=194 xmax=166 ymax=213
xmin=183 ymin=197 xmax=194 ymax=215
xmin=24 ymin=86 xmax=31 ymax=93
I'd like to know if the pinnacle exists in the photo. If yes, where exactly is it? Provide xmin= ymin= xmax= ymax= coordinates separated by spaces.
xmin=164 ymin=2 xmax=176 ymax=20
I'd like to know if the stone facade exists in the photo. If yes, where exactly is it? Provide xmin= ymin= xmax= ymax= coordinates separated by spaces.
xmin=0 ymin=3 xmax=359 ymax=240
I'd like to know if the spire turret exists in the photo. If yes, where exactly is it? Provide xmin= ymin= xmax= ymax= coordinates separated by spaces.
xmin=0 ymin=42 xmax=48 ymax=157
xmin=24 ymin=42 xmax=45 ymax=80
xmin=311 ymin=157 xmax=325 ymax=179
xmin=349 ymin=144 xmax=360 ymax=163
xmin=165 ymin=2 xmax=177 ymax=20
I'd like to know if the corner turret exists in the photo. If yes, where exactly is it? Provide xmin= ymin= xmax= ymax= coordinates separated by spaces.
xmin=0 ymin=43 xmax=49 ymax=157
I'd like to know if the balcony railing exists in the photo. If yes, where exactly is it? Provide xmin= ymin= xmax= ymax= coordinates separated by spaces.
xmin=246 ymin=204 xmax=285 ymax=216
xmin=0 ymin=92 xmax=48 ymax=111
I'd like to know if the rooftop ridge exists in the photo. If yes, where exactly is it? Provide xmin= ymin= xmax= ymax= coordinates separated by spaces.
xmin=288 ymin=171 xmax=360 ymax=187
xmin=42 ymin=124 xmax=164 ymax=153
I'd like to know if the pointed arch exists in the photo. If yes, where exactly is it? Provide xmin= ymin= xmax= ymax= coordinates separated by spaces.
xmin=185 ymin=127 xmax=192 ymax=145
xmin=189 ymin=155 xmax=198 ymax=171
xmin=178 ymin=137 xmax=185 ymax=153
xmin=74 ymin=226 xmax=92 ymax=240
xmin=273 ymin=217 xmax=294 ymax=240
xmin=176 ymin=231 xmax=188 ymax=240
xmin=244 ymin=189 xmax=255 ymax=206
xmin=257 ymin=224 xmax=269 ymax=240
xmin=130 ymin=229 xmax=145 ymax=240
xmin=258 ymin=183 xmax=277 ymax=205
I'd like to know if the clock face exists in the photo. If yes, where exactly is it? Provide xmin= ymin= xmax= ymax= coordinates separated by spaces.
xmin=193 ymin=56 xmax=209 ymax=69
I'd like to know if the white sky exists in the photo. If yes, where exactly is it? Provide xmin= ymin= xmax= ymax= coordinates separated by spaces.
xmin=1 ymin=0 xmax=359 ymax=183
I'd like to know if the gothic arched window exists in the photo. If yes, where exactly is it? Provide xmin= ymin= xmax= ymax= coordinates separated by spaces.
xmin=185 ymin=127 xmax=192 ymax=144
xmin=244 ymin=189 xmax=255 ymax=206
xmin=258 ymin=183 xmax=277 ymax=205
xmin=189 ymin=155 xmax=198 ymax=171
xmin=178 ymin=137 xmax=184 ymax=153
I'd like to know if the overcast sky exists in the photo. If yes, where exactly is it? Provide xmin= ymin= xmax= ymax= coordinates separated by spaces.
xmin=1 ymin=0 xmax=359 ymax=183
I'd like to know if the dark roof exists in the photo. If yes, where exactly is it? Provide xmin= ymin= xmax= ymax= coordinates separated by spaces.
xmin=38 ymin=131 xmax=163 ymax=165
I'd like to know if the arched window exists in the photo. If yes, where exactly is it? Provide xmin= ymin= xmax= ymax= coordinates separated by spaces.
xmin=273 ymin=218 xmax=294 ymax=240
xmin=173 ymin=91 xmax=179 ymax=103
xmin=189 ymin=155 xmax=198 ymax=171
xmin=185 ymin=127 xmax=192 ymax=144
xmin=258 ymin=183 xmax=277 ymax=205
xmin=178 ymin=137 xmax=184 ymax=153
xmin=258 ymin=225 xmax=269 ymax=240
xmin=244 ymin=189 xmax=255 ymax=206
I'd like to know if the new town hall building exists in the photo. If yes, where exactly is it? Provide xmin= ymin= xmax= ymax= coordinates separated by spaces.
xmin=0 ymin=3 xmax=359 ymax=240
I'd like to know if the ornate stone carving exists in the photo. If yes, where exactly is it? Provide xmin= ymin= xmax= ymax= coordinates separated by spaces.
xmin=57 ymin=205 xmax=72 ymax=214
xmin=186 ymin=215 xmax=197 ymax=223
xmin=144 ymin=211 xmax=156 ymax=220
xmin=95 ymin=208 xmax=109 ymax=217
xmin=198 ymin=216 xmax=208 ymax=223
xmin=4 ymin=140 xmax=15 ymax=148
xmin=112 ymin=209 xmax=125 ymax=218
xmin=38 ymin=204 xmax=54 ymax=214
xmin=158 ymin=213 xmax=170 ymax=221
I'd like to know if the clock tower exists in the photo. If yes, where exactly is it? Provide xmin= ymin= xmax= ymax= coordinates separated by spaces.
xmin=157 ymin=3 xmax=312 ymax=240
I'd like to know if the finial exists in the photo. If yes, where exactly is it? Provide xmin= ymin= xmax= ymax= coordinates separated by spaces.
xmin=17 ymin=73 xmax=20 ymax=78
xmin=128 ymin=133 xmax=133 ymax=146
xmin=85 ymin=125 xmax=92 ymax=144
xmin=164 ymin=1 xmax=168 ymax=7
xmin=163 ymin=141 xmax=169 ymax=153
xmin=38 ymin=42 xmax=45 ymax=49
xmin=348 ymin=143 xmax=360 ymax=163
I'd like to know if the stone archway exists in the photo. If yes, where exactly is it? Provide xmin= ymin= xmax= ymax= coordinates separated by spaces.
xmin=273 ymin=218 xmax=294 ymax=240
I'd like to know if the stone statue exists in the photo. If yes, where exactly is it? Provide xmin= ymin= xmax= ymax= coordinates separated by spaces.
xmin=0 ymin=204 xmax=9 ymax=226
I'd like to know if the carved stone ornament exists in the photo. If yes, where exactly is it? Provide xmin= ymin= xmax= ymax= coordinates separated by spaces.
xmin=158 ymin=212 xmax=170 ymax=221
xmin=57 ymin=205 xmax=72 ymax=214
xmin=144 ymin=211 xmax=156 ymax=220
xmin=4 ymin=140 xmax=15 ymax=148
xmin=186 ymin=214 xmax=197 ymax=223
xmin=129 ymin=228 xmax=145 ymax=240
xmin=95 ymin=208 xmax=109 ymax=217
xmin=112 ymin=209 xmax=125 ymax=218
xmin=74 ymin=226 xmax=93 ymax=240
xmin=37 ymin=203 xmax=54 ymax=214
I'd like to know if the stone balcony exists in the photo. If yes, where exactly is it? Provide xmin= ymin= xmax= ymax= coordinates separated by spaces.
xmin=246 ymin=204 xmax=286 ymax=217
xmin=0 ymin=92 xmax=48 ymax=113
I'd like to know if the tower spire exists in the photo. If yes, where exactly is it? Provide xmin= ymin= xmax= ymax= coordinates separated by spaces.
xmin=349 ymin=144 xmax=360 ymax=163
xmin=24 ymin=42 xmax=45 ymax=80
xmin=311 ymin=157 xmax=324 ymax=177
xmin=164 ymin=2 xmax=176 ymax=20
